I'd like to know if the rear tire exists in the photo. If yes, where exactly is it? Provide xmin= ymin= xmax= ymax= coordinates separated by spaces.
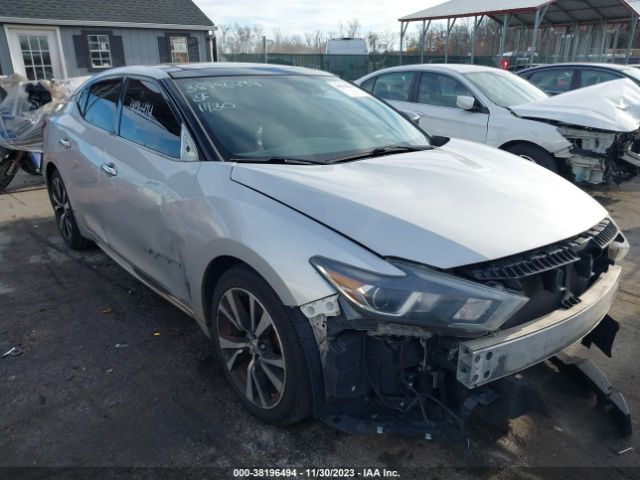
xmin=47 ymin=169 xmax=92 ymax=250
xmin=506 ymin=143 xmax=559 ymax=173
xmin=210 ymin=264 xmax=313 ymax=425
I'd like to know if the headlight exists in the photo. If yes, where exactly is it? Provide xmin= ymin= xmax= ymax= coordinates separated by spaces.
xmin=609 ymin=234 xmax=630 ymax=263
xmin=310 ymin=256 xmax=528 ymax=333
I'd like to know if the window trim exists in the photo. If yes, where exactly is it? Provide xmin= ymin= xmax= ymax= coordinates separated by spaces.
xmin=87 ymin=34 xmax=113 ymax=69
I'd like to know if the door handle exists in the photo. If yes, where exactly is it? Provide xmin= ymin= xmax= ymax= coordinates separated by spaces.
xmin=59 ymin=138 xmax=71 ymax=149
xmin=100 ymin=163 xmax=117 ymax=176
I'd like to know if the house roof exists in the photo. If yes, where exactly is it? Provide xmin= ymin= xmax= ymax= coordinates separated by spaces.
xmin=0 ymin=0 xmax=214 ymax=29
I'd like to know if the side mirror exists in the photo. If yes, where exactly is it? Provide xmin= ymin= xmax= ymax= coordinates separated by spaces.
xmin=456 ymin=95 xmax=476 ymax=111
xmin=180 ymin=124 xmax=199 ymax=162
xmin=401 ymin=110 xmax=422 ymax=125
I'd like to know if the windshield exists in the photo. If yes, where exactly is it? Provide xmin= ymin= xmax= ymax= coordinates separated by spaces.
xmin=463 ymin=70 xmax=548 ymax=107
xmin=176 ymin=75 xmax=428 ymax=163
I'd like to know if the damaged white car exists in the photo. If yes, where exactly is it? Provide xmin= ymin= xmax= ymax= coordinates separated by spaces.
xmin=43 ymin=64 xmax=631 ymax=438
xmin=356 ymin=65 xmax=640 ymax=185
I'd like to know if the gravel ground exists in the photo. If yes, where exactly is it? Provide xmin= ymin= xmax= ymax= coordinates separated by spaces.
xmin=1 ymin=172 xmax=639 ymax=479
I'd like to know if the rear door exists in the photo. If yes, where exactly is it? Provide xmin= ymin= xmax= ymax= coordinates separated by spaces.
xmin=98 ymin=76 xmax=200 ymax=303
xmin=49 ymin=78 xmax=123 ymax=244
xmin=410 ymin=71 xmax=488 ymax=142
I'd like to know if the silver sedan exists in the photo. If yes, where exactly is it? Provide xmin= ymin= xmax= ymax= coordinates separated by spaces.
xmin=42 ymin=63 xmax=628 ymax=433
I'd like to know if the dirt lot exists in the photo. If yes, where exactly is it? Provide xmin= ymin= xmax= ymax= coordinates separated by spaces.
xmin=1 ymin=172 xmax=639 ymax=478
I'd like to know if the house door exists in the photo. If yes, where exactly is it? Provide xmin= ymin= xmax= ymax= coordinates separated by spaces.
xmin=5 ymin=27 xmax=65 ymax=80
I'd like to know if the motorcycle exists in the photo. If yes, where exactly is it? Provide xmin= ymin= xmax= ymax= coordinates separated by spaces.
xmin=0 ymin=76 xmax=71 ymax=194
xmin=0 ymin=148 xmax=42 ymax=193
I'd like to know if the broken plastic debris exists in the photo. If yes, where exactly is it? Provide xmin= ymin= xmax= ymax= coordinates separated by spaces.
xmin=105 ymin=368 xmax=113 ymax=374
xmin=153 ymin=332 xmax=160 ymax=336
xmin=553 ymin=426 xmax=564 ymax=433
xmin=115 ymin=343 xmax=128 ymax=348
xmin=1 ymin=346 xmax=23 ymax=358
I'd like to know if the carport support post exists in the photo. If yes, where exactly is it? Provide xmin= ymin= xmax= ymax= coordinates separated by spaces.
xmin=420 ymin=21 xmax=425 ymax=63
xmin=444 ymin=17 xmax=456 ymax=63
xmin=470 ymin=15 xmax=484 ymax=65
xmin=626 ymin=16 xmax=638 ymax=64
xmin=399 ymin=21 xmax=408 ymax=65
xmin=530 ymin=5 xmax=549 ymax=67
xmin=262 ymin=35 xmax=267 ymax=63
xmin=498 ymin=14 xmax=511 ymax=61
xmin=419 ymin=20 xmax=431 ymax=63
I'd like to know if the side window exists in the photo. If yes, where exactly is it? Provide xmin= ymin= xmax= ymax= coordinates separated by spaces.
xmin=417 ymin=72 xmax=474 ymax=108
xmin=528 ymin=69 xmax=574 ymax=94
xmin=371 ymin=72 xmax=415 ymax=101
xmin=119 ymin=78 xmax=181 ymax=158
xmin=83 ymin=79 xmax=122 ymax=133
xmin=579 ymin=69 xmax=621 ymax=88
xmin=360 ymin=77 xmax=376 ymax=93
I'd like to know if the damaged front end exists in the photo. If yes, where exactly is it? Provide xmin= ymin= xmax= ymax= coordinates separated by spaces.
xmin=557 ymin=125 xmax=640 ymax=185
xmin=301 ymin=218 xmax=631 ymax=439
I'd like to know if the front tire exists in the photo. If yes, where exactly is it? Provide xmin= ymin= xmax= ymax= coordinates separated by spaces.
xmin=506 ymin=143 xmax=559 ymax=173
xmin=47 ymin=169 xmax=92 ymax=250
xmin=210 ymin=265 xmax=313 ymax=425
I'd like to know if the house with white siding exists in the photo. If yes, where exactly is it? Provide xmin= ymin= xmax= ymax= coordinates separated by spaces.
xmin=0 ymin=0 xmax=215 ymax=80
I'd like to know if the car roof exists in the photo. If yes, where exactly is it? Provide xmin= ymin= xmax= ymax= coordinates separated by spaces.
xmin=87 ymin=62 xmax=334 ymax=82
xmin=520 ymin=63 xmax=632 ymax=74
xmin=359 ymin=63 xmax=500 ymax=79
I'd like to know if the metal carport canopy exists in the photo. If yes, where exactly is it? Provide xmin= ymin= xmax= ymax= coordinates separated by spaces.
xmin=399 ymin=0 xmax=638 ymax=26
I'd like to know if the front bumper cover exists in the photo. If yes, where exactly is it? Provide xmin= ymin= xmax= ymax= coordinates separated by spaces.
xmin=457 ymin=265 xmax=621 ymax=389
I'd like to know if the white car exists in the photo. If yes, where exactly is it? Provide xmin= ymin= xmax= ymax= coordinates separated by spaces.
xmin=355 ymin=64 xmax=640 ymax=185
xmin=43 ymin=64 xmax=629 ymax=434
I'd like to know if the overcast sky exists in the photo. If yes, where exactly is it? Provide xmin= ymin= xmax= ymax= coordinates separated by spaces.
xmin=194 ymin=0 xmax=444 ymax=36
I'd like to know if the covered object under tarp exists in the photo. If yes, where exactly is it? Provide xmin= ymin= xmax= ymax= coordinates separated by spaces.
xmin=398 ymin=0 xmax=640 ymax=66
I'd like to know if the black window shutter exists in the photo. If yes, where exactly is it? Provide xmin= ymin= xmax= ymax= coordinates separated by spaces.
xmin=110 ymin=36 xmax=125 ymax=67
xmin=187 ymin=37 xmax=200 ymax=62
xmin=158 ymin=36 xmax=170 ymax=63
xmin=73 ymin=34 xmax=90 ymax=68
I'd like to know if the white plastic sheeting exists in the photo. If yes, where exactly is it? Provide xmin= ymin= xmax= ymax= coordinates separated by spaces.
xmin=0 ymin=75 xmax=86 ymax=153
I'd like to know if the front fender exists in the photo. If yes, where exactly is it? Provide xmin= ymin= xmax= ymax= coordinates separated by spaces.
xmin=488 ymin=109 xmax=572 ymax=156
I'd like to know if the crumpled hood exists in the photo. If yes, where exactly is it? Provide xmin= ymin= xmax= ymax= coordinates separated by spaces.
xmin=231 ymin=139 xmax=607 ymax=269
xmin=510 ymin=78 xmax=640 ymax=132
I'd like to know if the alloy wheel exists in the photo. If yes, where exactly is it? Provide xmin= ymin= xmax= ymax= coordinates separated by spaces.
xmin=51 ymin=176 xmax=74 ymax=241
xmin=216 ymin=288 xmax=286 ymax=409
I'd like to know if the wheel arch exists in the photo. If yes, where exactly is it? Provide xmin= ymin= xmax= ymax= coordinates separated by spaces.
xmin=499 ymin=139 xmax=548 ymax=153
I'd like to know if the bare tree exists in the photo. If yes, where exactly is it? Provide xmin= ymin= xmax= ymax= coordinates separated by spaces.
xmin=346 ymin=18 xmax=362 ymax=38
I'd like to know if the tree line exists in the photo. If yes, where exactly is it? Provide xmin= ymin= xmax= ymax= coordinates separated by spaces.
xmin=217 ymin=17 xmax=504 ymax=56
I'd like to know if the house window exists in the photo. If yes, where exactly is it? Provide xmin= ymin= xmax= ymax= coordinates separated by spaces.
xmin=88 ymin=34 xmax=112 ymax=68
xmin=18 ymin=34 xmax=53 ymax=80
xmin=170 ymin=36 xmax=189 ymax=63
